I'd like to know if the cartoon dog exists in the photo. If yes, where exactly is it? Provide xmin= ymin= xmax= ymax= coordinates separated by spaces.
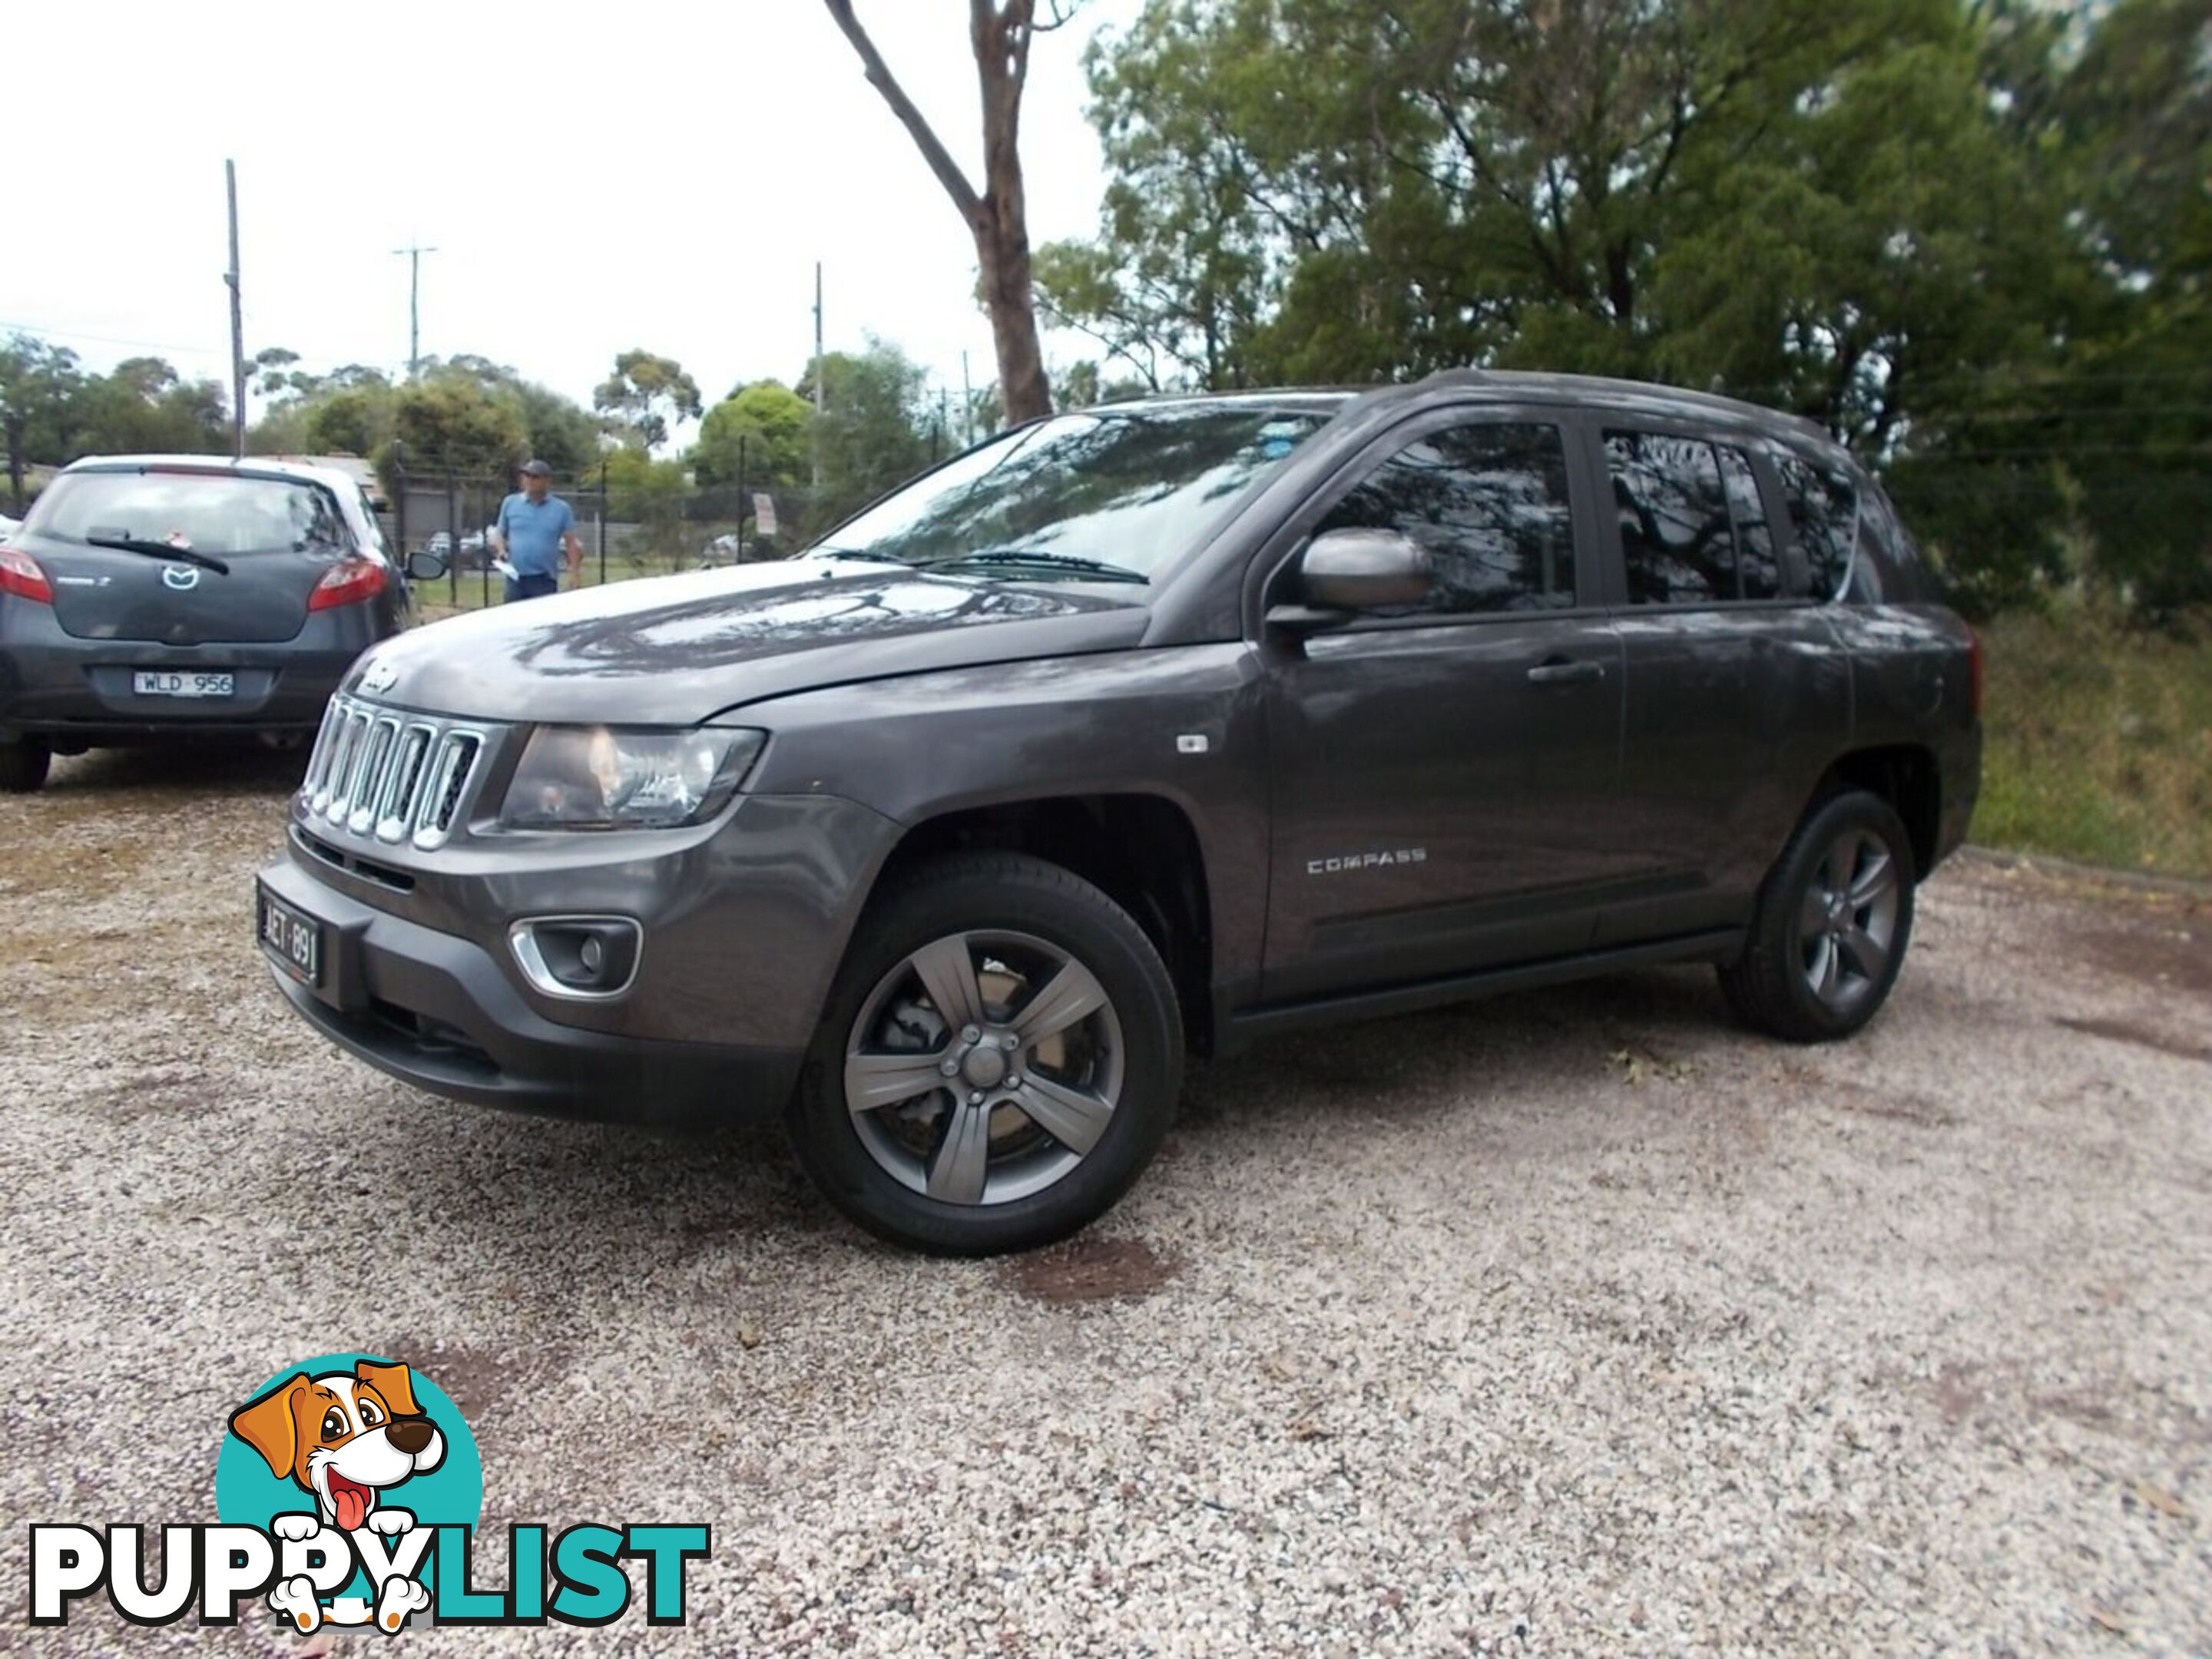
xmin=229 ymin=1359 xmax=445 ymax=1632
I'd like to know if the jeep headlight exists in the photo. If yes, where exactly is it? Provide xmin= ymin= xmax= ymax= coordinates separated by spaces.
xmin=499 ymin=725 xmax=766 ymax=830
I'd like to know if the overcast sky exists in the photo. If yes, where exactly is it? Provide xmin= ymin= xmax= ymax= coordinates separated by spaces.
xmin=7 ymin=2 xmax=1143 ymax=426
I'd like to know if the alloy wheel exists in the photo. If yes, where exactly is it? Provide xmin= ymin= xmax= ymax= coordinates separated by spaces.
xmin=1798 ymin=828 xmax=1900 ymax=1012
xmin=843 ymin=929 xmax=1125 ymax=1207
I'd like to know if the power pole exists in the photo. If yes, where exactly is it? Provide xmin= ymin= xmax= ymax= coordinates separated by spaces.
xmin=962 ymin=350 xmax=975 ymax=446
xmin=393 ymin=243 xmax=439 ymax=378
xmin=810 ymin=260 xmax=826 ymax=492
xmin=5 ymin=414 xmax=24 ymax=515
xmin=224 ymin=160 xmax=246 ymax=459
xmin=735 ymin=435 xmax=748 ymax=564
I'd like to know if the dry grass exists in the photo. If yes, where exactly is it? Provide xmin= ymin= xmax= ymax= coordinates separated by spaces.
xmin=1977 ymin=602 xmax=2212 ymax=878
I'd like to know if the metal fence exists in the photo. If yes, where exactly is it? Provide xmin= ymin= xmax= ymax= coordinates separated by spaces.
xmin=379 ymin=467 xmax=860 ymax=613
xmin=385 ymin=469 xmax=858 ymax=610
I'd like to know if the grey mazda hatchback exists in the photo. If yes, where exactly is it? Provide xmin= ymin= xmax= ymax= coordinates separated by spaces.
xmin=0 ymin=455 xmax=444 ymax=792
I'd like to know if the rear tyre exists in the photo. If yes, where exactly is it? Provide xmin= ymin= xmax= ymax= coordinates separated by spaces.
xmin=0 ymin=736 xmax=51 ymax=793
xmin=1718 ymin=789 xmax=1916 ymax=1043
xmin=789 ymin=853 xmax=1183 ymax=1256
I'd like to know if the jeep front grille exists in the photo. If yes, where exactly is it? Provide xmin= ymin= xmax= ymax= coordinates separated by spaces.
xmin=301 ymin=696 xmax=488 ymax=849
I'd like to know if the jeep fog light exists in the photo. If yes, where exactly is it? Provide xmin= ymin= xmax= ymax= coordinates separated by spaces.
xmin=509 ymin=917 xmax=642 ymax=998
xmin=499 ymin=725 xmax=765 ymax=830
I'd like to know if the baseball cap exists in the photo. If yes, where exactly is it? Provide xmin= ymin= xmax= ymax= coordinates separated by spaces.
xmin=519 ymin=459 xmax=552 ymax=478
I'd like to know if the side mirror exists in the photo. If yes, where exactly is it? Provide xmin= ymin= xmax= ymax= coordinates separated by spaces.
xmin=1269 ymin=528 xmax=1433 ymax=628
xmin=406 ymin=548 xmax=449 ymax=583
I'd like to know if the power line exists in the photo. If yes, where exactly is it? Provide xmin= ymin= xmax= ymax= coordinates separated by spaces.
xmin=0 ymin=320 xmax=393 ymax=388
xmin=0 ymin=318 xmax=233 ymax=361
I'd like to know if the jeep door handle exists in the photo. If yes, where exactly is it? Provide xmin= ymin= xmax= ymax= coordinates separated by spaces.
xmin=1526 ymin=657 xmax=1604 ymax=686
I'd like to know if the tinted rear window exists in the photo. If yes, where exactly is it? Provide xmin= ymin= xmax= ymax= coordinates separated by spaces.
xmin=1606 ymin=431 xmax=1735 ymax=604
xmin=1774 ymin=452 xmax=1859 ymax=600
xmin=27 ymin=471 xmax=349 ymax=555
xmin=1716 ymin=445 xmax=1780 ymax=599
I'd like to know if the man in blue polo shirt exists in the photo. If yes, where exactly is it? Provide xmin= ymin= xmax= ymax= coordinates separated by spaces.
xmin=489 ymin=459 xmax=584 ymax=602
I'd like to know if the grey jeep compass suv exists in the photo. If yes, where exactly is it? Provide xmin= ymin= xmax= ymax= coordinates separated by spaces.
xmin=258 ymin=372 xmax=1981 ymax=1253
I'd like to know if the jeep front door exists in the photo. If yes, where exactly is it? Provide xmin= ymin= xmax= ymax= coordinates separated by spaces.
xmin=1257 ymin=414 xmax=1628 ymax=1003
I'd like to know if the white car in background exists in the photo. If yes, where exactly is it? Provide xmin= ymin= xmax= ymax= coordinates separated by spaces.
xmin=0 ymin=515 xmax=20 ymax=542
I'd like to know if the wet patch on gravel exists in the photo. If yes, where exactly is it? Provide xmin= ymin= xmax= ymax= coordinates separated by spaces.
xmin=2070 ymin=916 xmax=2212 ymax=999
xmin=360 ymin=1336 xmax=578 ymax=1428
xmin=1000 ymin=1235 xmax=1182 ymax=1305
xmin=2055 ymin=1013 xmax=2212 ymax=1065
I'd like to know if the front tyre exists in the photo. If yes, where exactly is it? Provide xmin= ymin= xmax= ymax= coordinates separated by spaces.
xmin=1718 ymin=789 xmax=1916 ymax=1042
xmin=790 ymin=853 xmax=1183 ymax=1256
xmin=0 ymin=735 xmax=51 ymax=793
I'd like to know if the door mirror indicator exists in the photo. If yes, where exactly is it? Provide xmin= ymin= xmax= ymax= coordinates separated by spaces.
xmin=1282 ymin=528 xmax=1434 ymax=621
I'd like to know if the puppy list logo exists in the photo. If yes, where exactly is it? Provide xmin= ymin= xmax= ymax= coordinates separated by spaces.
xmin=29 ymin=1351 xmax=707 ymax=1634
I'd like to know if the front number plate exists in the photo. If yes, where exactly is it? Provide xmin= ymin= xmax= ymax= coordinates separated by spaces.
xmin=135 ymin=671 xmax=234 ymax=698
xmin=257 ymin=884 xmax=322 ymax=987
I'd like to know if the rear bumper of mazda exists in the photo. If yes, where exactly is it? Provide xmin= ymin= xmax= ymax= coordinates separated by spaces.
xmin=0 ymin=603 xmax=366 ymax=740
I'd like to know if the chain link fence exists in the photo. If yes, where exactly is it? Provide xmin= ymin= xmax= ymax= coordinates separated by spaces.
xmin=379 ymin=466 xmax=861 ymax=614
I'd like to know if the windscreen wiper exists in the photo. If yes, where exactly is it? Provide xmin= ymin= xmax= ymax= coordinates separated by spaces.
xmin=806 ymin=547 xmax=913 ymax=568
xmin=84 ymin=533 xmax=231 ymax=577
xmin=923 ymin=548 xmax=1147 ymax=584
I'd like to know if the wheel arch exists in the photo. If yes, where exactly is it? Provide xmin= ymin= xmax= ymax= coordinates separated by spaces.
xmin=867 ymin=793 xmax=1217 ymax=1054
xmin=1816 ymin=743 xmax=1942 ymax=881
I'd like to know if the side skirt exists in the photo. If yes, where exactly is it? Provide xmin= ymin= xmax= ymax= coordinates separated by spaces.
xmin=1216 ymin=927 xmax=1745 ymax=1053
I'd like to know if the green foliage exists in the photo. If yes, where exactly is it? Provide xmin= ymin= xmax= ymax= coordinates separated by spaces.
xmin=797 ymin=336 xmax=936 ymax=525
xmin=2 ymin=334 xmax=228 ymax=462
xmin=75 ymin=357 xmax=230 ymax=454
xmin=373 ymin=376 xmax=528 ymax=498
xmin=238 ymin=354 xmax=598 ymax=498
xmin=1052 ymin=0 xmax=2210 ymax=616
xmin=303 ymin=382 xmax=398 ymax=459
xmin=509 ymin=381 xmax=601 ymax=477
xmin=410 ymin=356 xmax=600 ymax=476
xmin=694 ymin=381 xmax=813 ymax=491
xmin=594 ymin=349 xmax=704 ymax=452
xmin=1976 ymin=598 xmax=2212 ymax=876
xmin=599 ymin=445 xmax=694 ymax=571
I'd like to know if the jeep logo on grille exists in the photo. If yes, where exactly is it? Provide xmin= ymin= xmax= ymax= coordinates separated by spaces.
xmin=359 ymin=657 xmax=398 ymax=694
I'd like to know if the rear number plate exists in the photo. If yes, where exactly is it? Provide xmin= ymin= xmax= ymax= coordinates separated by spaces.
xmin=135 ymin=671 xmax=233 ymax=698
xmin=257 ymin=884 xmax=321 ymax=986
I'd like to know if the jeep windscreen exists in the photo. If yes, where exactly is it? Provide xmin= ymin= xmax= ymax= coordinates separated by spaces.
xmin=26 ymin=470 xmax=349 ymax=557
xmin=810 ymin=403 xmax=1330 ymax=581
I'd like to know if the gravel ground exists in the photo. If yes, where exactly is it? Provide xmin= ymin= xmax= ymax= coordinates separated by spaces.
xmin=2 ymin=747 xmax=2207 ymax=1657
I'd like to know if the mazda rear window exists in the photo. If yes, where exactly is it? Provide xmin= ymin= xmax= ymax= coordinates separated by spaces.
xmin=26 ymin=471 xmax=350 ymax=556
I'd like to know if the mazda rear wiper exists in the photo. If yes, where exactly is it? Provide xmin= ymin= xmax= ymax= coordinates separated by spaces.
xmin=84 ymin=533 xmax=231 ymax=577
xmin=922 ymin=548 xmax=1148 ymax=584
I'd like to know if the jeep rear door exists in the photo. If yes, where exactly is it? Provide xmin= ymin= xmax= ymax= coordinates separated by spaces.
xmin=1256 ymin=411 xmax=1629 ymax=1002
xmin=1585 ymin=423 xmax=1851 ymax=947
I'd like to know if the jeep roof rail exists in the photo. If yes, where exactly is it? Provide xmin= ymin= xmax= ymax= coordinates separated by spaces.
xmin=1414 ymin=368 xmax=1830 ymax=439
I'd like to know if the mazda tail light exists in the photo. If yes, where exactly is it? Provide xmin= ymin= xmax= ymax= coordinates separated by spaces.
xmin=308 ymin=555 xmax=388 ymax=611
xmin=0 ymin=545 xmax=52 ymax=604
